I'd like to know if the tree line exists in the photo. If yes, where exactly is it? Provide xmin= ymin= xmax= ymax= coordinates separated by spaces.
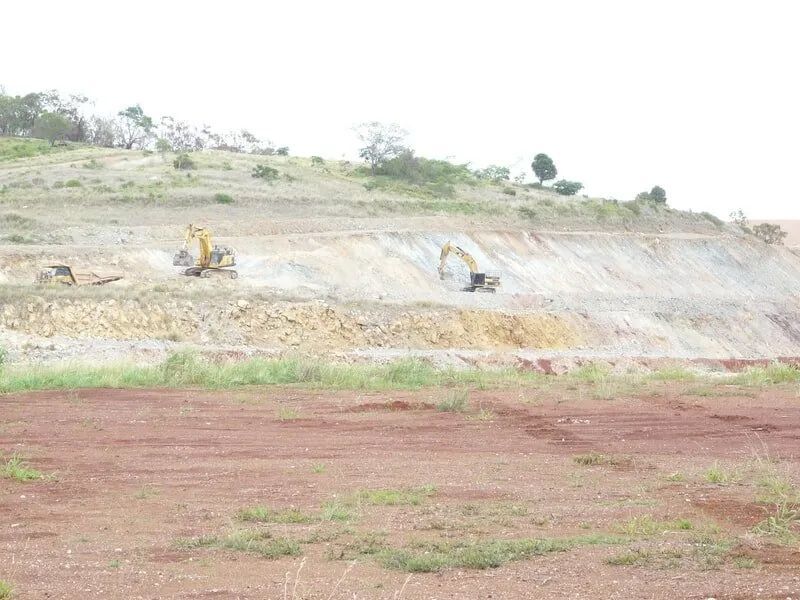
xmin=0 ymin=86 xmax=286 ymax=155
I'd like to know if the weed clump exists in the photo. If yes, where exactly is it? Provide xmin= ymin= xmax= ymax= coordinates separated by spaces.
xmin=2 ymin=454 xmax=45 ymax=482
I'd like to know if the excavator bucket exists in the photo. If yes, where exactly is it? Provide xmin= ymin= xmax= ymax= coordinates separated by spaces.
xmin=173 ymin=249 xmax=194 ymax=267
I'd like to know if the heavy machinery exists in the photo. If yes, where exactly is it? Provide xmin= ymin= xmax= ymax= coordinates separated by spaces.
xmin=438 ymin=241 xmax=501 ymax=293
xmin=173 ymin=224 xmax=238 ymax=279
xmin=35 ymin=264 xmax=123 ymax=286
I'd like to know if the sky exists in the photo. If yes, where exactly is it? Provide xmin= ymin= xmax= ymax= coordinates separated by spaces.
xmin=2 ymin=0 xmax=799 ymax=218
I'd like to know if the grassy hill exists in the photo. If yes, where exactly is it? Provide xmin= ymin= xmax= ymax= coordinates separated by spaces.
xmin=0 ymin=137 xmax=727 ymax=247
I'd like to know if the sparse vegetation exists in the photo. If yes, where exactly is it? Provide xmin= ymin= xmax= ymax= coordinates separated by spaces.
xmin=752 ymin=222 xmax=788 ymax=245
xmin=0 ymin=580 xmax=11 ymax=600
xmin=615 ymin=515 xmax=693 ymax=536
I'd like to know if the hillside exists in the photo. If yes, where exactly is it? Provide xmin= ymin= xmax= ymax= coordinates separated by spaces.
xmin=1 ymin=139 xmax=797 ymax=370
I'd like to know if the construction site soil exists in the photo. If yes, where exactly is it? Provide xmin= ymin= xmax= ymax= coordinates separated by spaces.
xmin=2 ymin=384 xmax=799 ymax=599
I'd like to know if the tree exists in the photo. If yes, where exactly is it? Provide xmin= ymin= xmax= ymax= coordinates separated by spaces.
xmin=752 ymin=223 xmax=788 ymax=245
xmin=531 ymin=153 xmax=557 ymax=184
xmin=355 ymin=121 xmax=407 ymax=175
xmin=32 ymin=111 xmax=71 ymax=146
xmin=649 ymin=185 xmax=666 ymax=204
xmin=116 ymin=105 xmax=153 ymax=149
xmin=155 ymin=137 xmax=172 ymax=159
xmin=553 ymin=179 xmax=584 ymax=196
xmin=730 ymin=209 xmax=749 ymax=231
xmin=86 ymin=116 xmax=118 ymax=147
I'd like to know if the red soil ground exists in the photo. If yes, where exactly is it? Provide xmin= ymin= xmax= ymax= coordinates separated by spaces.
xmin=1 ymin=384 xmax=799 ymax=599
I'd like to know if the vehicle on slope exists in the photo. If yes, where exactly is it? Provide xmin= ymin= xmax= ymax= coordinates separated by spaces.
xmin=173 ymin=224 xmax=238 ymax=279
xmin=35 ymin=264 xmax=124 ymax=286
xmin=438 ymin=241 xmax=500 ymax=293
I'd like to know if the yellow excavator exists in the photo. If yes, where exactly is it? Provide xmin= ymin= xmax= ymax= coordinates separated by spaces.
xmin=438 ymin=241 xmax=500 ymax=293
xmin=173 ymin=224 xmax=238 ymax=279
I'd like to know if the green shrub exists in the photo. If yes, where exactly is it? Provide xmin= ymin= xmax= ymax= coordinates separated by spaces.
xmin=276 ymin=146 xmax=289 ymax=156
xmin=474 ymin=165 xmax=510 ymax=181
xmin=214 ymin=193 xmax=234 ymax=204
xmin=0 ymin=346 xmax=6 ymax=370
xmin=518 ymin=206 xmax=536 ymax=220
xmin=252 ymin=164 xmax=279 ymax=180
xmin=64 ymin=179 xmax=82 ymax=188
xmin=502 ymin=187 xmax=517 ymax=196
xmin=0 ymin=580 xmax=11 ymax=599
xmin=311 ymin=156 xmax=324 ymax=166
xmin=173 ymin=153 xmax=196 ymax=170
xmin=553 ymin=180 xmax=583 ymax=196
xmin=83 ymin=158 xmax=104 ymax=170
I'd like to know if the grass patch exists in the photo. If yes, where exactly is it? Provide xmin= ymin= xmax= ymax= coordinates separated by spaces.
xmin=213 ymin=192 xmax=234 ymax=204
xmin=704 ymin=463 xmax=739 ymax=485
xmin=615 ymin=515 xmax=694 ymax=536
xmin=176 ymin=530 xmax=301 ymax=559
xmin=437 ymin=389 xmax=468 ymax=412
xmin=320 ymin=500 xmax=356 ymax=522
xmin=648 ymin=366 xmax=696 ymax=381
xmin=277 ymin=406 xmax=300 ymax=421
xmin=0 ymin=353 xmax=545 ymax=393
xmin=236 ymin=506 xmax=315 ymax=524
xmin=573 ymin=452 xmax=624 ymax=467
xmin=2 ymin=454 xmax=45 ymax=482
xmin=311 ymin=463 xmax=326 ymax=474
xmin=567 ymin=363 xmax=611 ymax=383
xmin=752 ymin=502 xmax=799 ymax=543
xmin=0 ymin=581 xmax=11 ymax=600
xmin=666 ymin=472 xmax=686 ymax=482
xmin=734 ymin=362 xmax=800 ymax=386
xmin=355 ymin=485 xmax=436 ymax=506
xmin=0 ymin=136 xmax=74 ymax=161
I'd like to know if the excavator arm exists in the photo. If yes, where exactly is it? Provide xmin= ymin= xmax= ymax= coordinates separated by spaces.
xmin=438 ymin=241 xmax=478 ymax=279
xmin=184 ymin=224 xmax=214 ymax=268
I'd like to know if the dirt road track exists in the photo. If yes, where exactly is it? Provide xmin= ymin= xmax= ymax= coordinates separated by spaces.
xmin=1 ymin=386 xmax=799 ymax=599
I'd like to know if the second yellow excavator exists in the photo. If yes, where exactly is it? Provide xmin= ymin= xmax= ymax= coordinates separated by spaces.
xmin=173 ymin=224 xmax=238 ymax=279
xmin=438 ymin=241 xmax=500 ymax=293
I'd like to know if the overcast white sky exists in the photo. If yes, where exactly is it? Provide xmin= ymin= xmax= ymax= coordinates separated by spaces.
xmin=2 ymin=0 xmax=799 ymax=218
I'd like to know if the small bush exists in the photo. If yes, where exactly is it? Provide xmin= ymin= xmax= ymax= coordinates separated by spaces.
xmin=518 ymin=206 xmax=536 ymax=221
xmin=276 ymin=146 xmax=289 ymax=156
xmin=437 ymin=389 xmax=469 ymax=412
xmin=311 ymin=156 xmax=324 ymax=166
xmin=502 ymin=187 xmax=517 ymax=196
xmin=252 ymin=164 xmax=279 ymax=180
xmin=64 ymin=179 xmax=82 ymax=188
xmin=173 ymin=153 xmax=196 ymax=170
xmin=213 ymin=193 xmax=234 ymax=204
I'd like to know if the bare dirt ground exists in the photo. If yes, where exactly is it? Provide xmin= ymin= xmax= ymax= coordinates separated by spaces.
xmin=2 ymin=383 xmax=799 ymax=599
